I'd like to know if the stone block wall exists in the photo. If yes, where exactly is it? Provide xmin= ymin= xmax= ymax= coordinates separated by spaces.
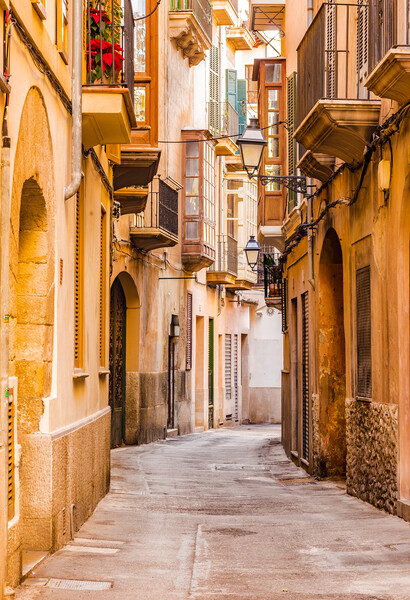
xmin=346 ymin=398 xmax=398 ymax=514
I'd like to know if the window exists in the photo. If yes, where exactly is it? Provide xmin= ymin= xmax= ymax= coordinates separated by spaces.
xmin=133 ymin=0 xmax=146 ymax=71
xmin=186 ymin=292 xmax=192 ymax=370
xmin=99 ymin=205 xmax=107 ymax=367
xmin=209 ymin=46 xmax=220 ymax=136
xmin=307 ymin=0 xmax=313 ymax=26
xmin=356 ymin=266 xmax=371 ymax=398
xmin=57 ymin=0 xmax=69 ymax=62
xmin=74 ymin=188 xmax=84 ymax=370
xmin=245 ymin=64 xmax=258 ymax=105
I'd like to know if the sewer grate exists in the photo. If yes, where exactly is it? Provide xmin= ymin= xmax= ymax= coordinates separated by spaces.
xmin=211 ymin=464 xmax=270 ymax=471
xmin=46 ymin=579 xmax=113 ymax=590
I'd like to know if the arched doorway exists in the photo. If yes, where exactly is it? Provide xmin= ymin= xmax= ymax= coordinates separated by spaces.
xmin=109 ymin=278 xmax=126 ymax=447
xmin=317 ymin=228 xmax=346 ymax=478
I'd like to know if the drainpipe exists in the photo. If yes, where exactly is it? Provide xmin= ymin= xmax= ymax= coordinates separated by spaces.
xmin=0 ymin=109 xmax=11 ymax=600
xmin=307 ymin=196 xmax=315 ymax=290
xmin=64 ymin=0 xmax=83 ymax=200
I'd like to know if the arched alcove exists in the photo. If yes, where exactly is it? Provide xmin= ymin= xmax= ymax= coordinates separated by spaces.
xmin=317 ymin=228 xmax=346 ymax=478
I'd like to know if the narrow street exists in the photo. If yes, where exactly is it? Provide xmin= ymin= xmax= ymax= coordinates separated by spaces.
xmin=17 ymin=425 xmax=410 ymax=600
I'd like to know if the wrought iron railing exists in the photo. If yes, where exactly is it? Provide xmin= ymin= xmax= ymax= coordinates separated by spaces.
xmin=136 ymin=179 xmax=179 ymax=237
xmin=256 ymin=246 xmax=281 ymax=287
xmin=297 ymin=2 xmax=370 ymax=128
xmin=169 ymin=0 xmax=213 ymax=42
xmin=86 ymin=0 xmax=134 ymax=102
xmin=264 ymin=258 xmax=282 ymax=301
xmin=210 ymin=234 xmax=238 ymax=275
xmin=368 ymin=0 xmax=397 ymax=74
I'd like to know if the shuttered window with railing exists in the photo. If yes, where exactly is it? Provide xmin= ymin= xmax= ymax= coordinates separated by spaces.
xmin=356 ymin=266 xmax=372 ymax=398
xmin=286 ymin=72 xmax=297 ymax=213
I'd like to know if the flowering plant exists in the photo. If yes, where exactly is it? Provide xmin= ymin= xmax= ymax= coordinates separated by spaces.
xmin=86 ymin=4 xmax=124 ymax=83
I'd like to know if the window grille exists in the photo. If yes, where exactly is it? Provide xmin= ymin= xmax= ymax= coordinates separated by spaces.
xmin=186 ymin=292 xmax=193 ymax=370
xmin=356 ymin=266 xmax=372 ymax=398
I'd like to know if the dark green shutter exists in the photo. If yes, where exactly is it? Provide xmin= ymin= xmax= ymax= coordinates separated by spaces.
xmin=237 ymin=79 xmax=247 ymax=136
xmin=287 ymin=72 xmax=297 ymax=213
xmin=226 ymin=68 xmax=237 ymax=110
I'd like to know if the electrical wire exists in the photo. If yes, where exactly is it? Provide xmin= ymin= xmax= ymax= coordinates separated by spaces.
xmin=158 ymin=122 xmax=288 ymax=144
xmin=135 ymin=0 xmax=161 ymax=21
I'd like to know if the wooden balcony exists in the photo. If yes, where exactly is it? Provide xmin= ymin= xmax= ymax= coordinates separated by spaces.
xmin=366 ymin=47 xmax=410 ymax=106
xmin=212 ymin=0 xmax=237 ymax=26
xmin=249 ymin=1 xmax=285 ymax=32
xmin=169 ymin=0 xmax=212 ymax=66
xmin=207 ymin=235 xmax=238 ymax=286
xmin=225 ymin=27 xmax=255 ymax=51
xmin=130 ymin=178 xmax=179 ymax=251
xmin=295 ymin=2 xmax=380 ymax=165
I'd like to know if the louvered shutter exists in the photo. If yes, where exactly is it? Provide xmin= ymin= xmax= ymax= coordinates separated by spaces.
xmin=281 ymin=278 xmax=288 ymax=333
xmin=209 ymin=46 xmax=219 ymax=136
xmin=74 ymin=190 xmax=83 ymax=369
xmin=287 ymin=72 xmax=297 ymax=213
xmin=326 ymin=0 xmax=337 ymax=98
xmin=301 ymin=292 xmax=309 ymax=462
xmin=357 ymin=0 xmax=369 ymax=99
xmin=186 ymin=292 xmax=192 ymax=370
xmin=226 ymin=69 xmax=237 ymax=111
xmin=8 ymin=389 xmax=15 ymax=520
xmin=233 ymin=334 xmax=238 ymax=420
xmin=356 ymin=266 xmax=372 ymax=398
xmin=225 ymin=334 xmax=232 ymax=399
xmin=237 ymin=79 xmax=247 ymax=136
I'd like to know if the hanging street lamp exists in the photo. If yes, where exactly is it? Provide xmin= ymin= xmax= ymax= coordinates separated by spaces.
xmin=237 ymin=118 xmax=308 ymax=196
xmin=244 ymin=235 xmax=261 ymax=272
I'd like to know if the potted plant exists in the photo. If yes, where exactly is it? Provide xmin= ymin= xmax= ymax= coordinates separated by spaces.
xmin=86 ymin=2 xmax=124 ymax=84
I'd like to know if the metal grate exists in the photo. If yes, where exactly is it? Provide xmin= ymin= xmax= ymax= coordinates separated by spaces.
xmin=356 ymin=266 xmax=372 ymax=398
xmin=301 ymin=292 xmax=310 ymax=462
xmin=46 ymin=579 xmax=113 ymax=590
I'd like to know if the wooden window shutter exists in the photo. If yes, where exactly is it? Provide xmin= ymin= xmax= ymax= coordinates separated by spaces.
xmin=326 ymin=0 xmax=337 ymax=98
xmin=7 ymin=388 xmax=15 ymax=521
xmin=237 ymin=79 xmax=247 ymax=136
xmin=74 ymin=189 xmax=84 ymax=369
xmin=186 ymin=292 xmax=192 ymax=370
xmin=99 ymin=207 xmax=107 ymax=367
xmin=357 ymin=0 xmax=369 ymax=96
xmin=225 ymin=334 xmax=232 ymax=399
xmin=226 ymin=69 xmax=237 ymax=111
xmin=287 ymin=72 xmax=297 ymax=213
xmin=281 ymin=278 xmax=288 ymax=333
xmin=301 ymin=292 xmax=310 ymax=462
xmin=209 ymin=46 xmax=220 ymax=135
xmin=356 ymin=266 xmax=372 ymax=398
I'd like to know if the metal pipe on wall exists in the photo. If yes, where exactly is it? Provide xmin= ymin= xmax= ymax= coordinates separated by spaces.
xmin=65 ymin=0 xmax=83 ymax=200
xmin=0 ymin=112 xmax=11 ymax=600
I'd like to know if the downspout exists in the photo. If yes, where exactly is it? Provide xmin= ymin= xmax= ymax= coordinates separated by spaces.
xmin=64 ymin=0 xmax=83 ymax=200
xmin=307 ymin=195 xmax=315 ymax=290
xmin=0 ymin=109 xmax=10 ymax=600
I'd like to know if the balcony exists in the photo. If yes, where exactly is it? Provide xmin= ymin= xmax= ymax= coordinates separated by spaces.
xmin=297 ymin=151 xmax=334 ymax=183
xmin=249 ymin=0 xmax=285 ymax=33
xmin=130 ymin=178 xmax=179 ymax=251
xmin=82 ymin=0 xmax=137 ymax=149
xmin=207 ymin=235 xmax=238 ymax=286
xmin=256 ymin=247 xmax=282 ymax=308
xmin=294 ymin=2 xmax=380 ymax=166
xmin=225 ymin=26 xmax=255 ymax=51
xmin=366 ymin=47 xmax=410 ymax=106
xmin=169 ymin=0 xmax=213 ymax=66
xmin=113 ymin=187 xmax=148 ymax=215
xmin=209 ymin=101 xmax=239 ymax=156
xmin=212 ymin=0 xmax=238 ymax=26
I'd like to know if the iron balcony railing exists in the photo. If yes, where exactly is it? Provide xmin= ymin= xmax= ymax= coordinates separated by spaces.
xmin=368 ymin=0 xmax=397 ymax=74
xmin=256 ymin=246 xmax=281 ymax=287
xmin=297 ymin=2 xmax=370 ymax=128
xmin=86 ymin=0 xmax=134 ymax=101
xmin=263 ymin=259 xmax=282 ymax=301
xmin=208 ymin=101 xmax=239 ymax=139
xmin=210 ymin=234 xmax=238 ymax=275
xmin=136 ymin=179 xmax=179 ymax=236
xmin=170 ymin=0 xmax=213 ymax=43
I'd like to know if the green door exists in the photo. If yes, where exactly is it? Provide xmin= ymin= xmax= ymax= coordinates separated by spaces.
xmin=208 ymin=318 xmax=214 ymax=429
xmin=109 ymin=278 xmax=126 ymax=447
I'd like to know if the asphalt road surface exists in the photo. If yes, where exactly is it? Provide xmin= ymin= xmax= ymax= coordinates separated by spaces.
xmin=17 ymin=425 xmax=410 ymax=600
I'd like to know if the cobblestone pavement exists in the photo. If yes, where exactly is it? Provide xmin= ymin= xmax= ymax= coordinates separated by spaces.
xmin=16 ymin=425 xmax=410 ymax=600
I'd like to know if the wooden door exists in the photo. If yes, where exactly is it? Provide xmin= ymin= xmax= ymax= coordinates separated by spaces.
xmin=168 ymin=338 xmax=176 ymax=429
xmin=208 ymin=318 xmax=214 ymax=429
xmin=109 ymin=278 xmax=126 ymax=448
